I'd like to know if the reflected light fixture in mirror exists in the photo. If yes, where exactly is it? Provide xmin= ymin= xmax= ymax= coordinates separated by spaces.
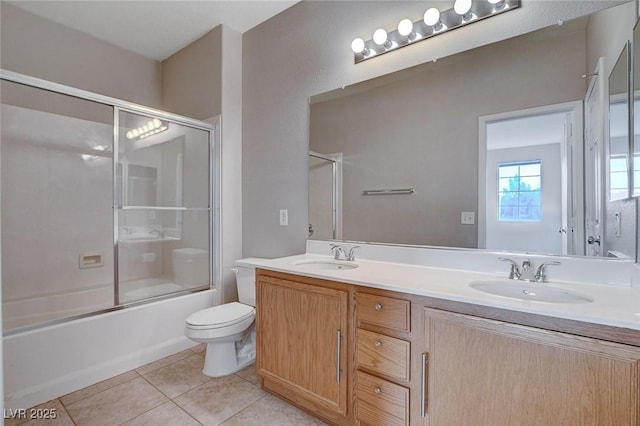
xmin=351 ymin=0 xmax=520 ymax=63
xmin=126 ymin=118 xmax=169 ymax=141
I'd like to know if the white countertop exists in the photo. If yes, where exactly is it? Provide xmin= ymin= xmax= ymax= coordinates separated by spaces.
xmin=247 ymin=253 xmax=640 ymax=332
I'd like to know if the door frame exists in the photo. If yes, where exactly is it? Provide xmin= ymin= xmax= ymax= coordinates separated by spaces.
xmin=478 ymin=101 xmax=583 ymax=254
xmin=584 ymin=58 xmax=605 ymax=256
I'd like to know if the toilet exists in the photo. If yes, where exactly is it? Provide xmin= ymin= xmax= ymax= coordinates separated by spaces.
xmin=184 ymin=258 xmax=261 ymax=377
xmin=172 ymin=248 xmax=209 ymax=288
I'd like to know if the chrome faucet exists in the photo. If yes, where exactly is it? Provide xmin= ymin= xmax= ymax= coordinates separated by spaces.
xmin=534 ymin=261 xmax=561 ymax=283
xmin=330 ymin=244 xmax=360 ymax=261
xmin=499 ymin=257 xmax=560 ymax=283
xmin=330 ymin=244 xmax=347 ymax=260
xmin=347 ymin=246 xmax=360 ymax=261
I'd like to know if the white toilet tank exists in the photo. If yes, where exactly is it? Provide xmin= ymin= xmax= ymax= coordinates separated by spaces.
xmin=233 ymin=258 xmax=263 ymax=307
xmin=172 ymin=248 xmax=209 ymax=287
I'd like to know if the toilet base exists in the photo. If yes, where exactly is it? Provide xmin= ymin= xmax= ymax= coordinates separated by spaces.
xmin=201 ymin=328 xmax=256 ymax=377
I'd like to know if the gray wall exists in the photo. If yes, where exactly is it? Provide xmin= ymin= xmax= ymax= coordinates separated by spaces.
xmin=162 ymin=27 xmax=223 ymax=120
xmin=242 ymin=0 xmax=625 ymax=258
xmin=310 ymin=26 xmax=586 ymax=248
xmin=0 ymin=3 xmax=162 ymax=108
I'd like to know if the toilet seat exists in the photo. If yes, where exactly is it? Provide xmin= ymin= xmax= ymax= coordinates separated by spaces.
xmin=186 ymin=302 xmax=254 ymax=330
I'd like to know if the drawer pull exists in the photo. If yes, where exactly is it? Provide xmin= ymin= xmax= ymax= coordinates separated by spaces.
xmin=374 ymin=303 xmax=383 ymax=311
xmin=374 ymin=386 xmax=382 ymax=395
xmin=374 ymin=340 xmax=382 ymax=347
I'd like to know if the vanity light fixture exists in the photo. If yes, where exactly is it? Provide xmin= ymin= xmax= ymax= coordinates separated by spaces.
xmin=424 ymin=8 xmax=445 ymax=32
xmin=126 ymin=118 xmax=169 ymax=140
xmin=351 ymin=0 xmax=520 ymax=63
xmin=454 ymin=0 xmax=475 ymax=22
xmin=397 ymin=18 xmax=420 ymax=41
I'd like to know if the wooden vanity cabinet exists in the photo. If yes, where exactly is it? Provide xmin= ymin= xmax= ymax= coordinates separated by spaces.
xmin=354 ymin=291 xmax=415 ymax=426
xmin=256 ymin=271 xmax=349 ymax=423
xmin=256 ymin=269 xmax=640 ymax=426
xmin=422 ymin=308 xmax=640 ymax=426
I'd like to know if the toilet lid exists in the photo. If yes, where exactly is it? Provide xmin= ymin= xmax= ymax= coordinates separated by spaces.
xmin=186 ymin=302 xmax=254 ymax=329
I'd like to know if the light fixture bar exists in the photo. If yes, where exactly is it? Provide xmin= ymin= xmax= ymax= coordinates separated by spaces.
xmin=352 ymin=0 xmax=520 ymax=63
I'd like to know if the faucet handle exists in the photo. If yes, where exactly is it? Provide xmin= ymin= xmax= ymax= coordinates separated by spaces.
xmin=347 ymin=246 xmax=360 ymax=261
xmin=330 ymin=244 xmax=346 ymax=260
xmin=499 ymin=257 xmax=521 ymax=279
xmin=535 ymin=261 xmax=561 ymax=283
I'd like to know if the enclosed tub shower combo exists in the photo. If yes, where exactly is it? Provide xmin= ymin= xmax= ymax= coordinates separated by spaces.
xmin=0 ymin=70 xmax=219 ymax=333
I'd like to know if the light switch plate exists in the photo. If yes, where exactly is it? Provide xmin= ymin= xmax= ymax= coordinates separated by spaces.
xmin=279 ymin=209 xmax=288 ymax=226
xmin=461 ymin=212 xmax=475 ymax=225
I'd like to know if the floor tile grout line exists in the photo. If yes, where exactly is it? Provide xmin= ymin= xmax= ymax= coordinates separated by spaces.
xmin=137 ymin=373 xmax=176 ymax=400
xmin=167 ymin=400 xmax=206 ymax=426
xmin=114 ymin=399 xmax=174 ymax=426
xmin=135 ymin=350 xmax=202 ymax=376
xmin=59 ymin=370 xmax=143 ymax=409
xmin=56 ymin=398 xmax=78 ymax=426
xmin=212 ymin=393 xmax=269 ymax=426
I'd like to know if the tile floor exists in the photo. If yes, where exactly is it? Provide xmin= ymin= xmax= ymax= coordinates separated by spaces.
xmin=6 ymin=344 xmax=326 ymax=425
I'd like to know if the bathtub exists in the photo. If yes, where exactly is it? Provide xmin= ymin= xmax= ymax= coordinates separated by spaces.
xmin=3 ymin=288 xmax=215 ymax=410
xmin=3 ymin=279 xmax=199 ymax=330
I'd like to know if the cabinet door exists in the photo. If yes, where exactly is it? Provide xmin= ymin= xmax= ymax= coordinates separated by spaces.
xmin=257 ymin=275 xmax=348 ymax=415
xmin=423 ymin=308 xmax=640 ymax=426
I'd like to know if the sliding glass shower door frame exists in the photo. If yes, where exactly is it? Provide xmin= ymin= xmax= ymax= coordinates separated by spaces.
xmin=1 ymin=69 xmax=220 ymax=331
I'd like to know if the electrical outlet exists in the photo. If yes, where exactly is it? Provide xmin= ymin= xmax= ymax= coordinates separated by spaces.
xmin=461 ymin=211 xmax=475 ymax=225
xmin=279 ymin=209 xmax=288 ymax=226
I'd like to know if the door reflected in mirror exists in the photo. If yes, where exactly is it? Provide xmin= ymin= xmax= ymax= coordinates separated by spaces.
xmin=479 ymin=105 xmax=579 ymax=256
xmin=609 ymin=43 xmax=631 ymax=201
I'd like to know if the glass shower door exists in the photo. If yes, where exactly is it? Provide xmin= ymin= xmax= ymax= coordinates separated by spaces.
xmin=116 ymin=110 xmax=212 ymax=304
xmin=1 ymin=80 xmax=115 ymax=329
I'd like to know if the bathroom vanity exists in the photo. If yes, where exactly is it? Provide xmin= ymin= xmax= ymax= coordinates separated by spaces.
xmin=252 ymin=246 xmax=640 ymax=425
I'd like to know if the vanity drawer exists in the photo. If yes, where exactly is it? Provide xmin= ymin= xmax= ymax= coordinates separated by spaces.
xmin=356 ymin=292 xmax=410 ymax=332
xmin=355 ymin=371 xmax=409 ymax=426
xmin=356 ymin=328 xmax=410 ymax=381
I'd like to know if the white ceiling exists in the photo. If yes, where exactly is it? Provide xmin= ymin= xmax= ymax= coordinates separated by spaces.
xmin=6 ymin=0 xmax=299 ymax=61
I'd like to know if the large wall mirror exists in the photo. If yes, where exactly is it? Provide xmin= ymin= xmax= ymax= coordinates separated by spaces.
xmin=309 ymin=1 xmax=636 ymax=260
xmin=633 ymin=19 xmax=640 ymax=197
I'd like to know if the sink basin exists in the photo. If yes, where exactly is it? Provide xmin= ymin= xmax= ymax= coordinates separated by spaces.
xmin=292 ymin=259 xmax=359 ymax=271
xmin=469 ymin=280 xmax=593 ymax=304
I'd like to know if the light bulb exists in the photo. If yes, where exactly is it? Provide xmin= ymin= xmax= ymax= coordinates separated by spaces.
xmin=373 ymin=28 xmax=388 ymax=46
xmin=351 ymin=37 xmax=365 ymax=54
xmin=126 ymin=131 xmax=133 ymax=139
xmin=152 ymin=118 xmax=162 ymax=128
xmin=132 ymin=129 xmax=139 ymax=137
xmin=488 ymin=0 xmax=506 ymax=10
xmin=454 ymin=0 xmax=472 ymax=16
xmin=424 ymin=8 xmax=441 ymax=27
xmin=397 ymin=18 xmax=414 ymax=37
